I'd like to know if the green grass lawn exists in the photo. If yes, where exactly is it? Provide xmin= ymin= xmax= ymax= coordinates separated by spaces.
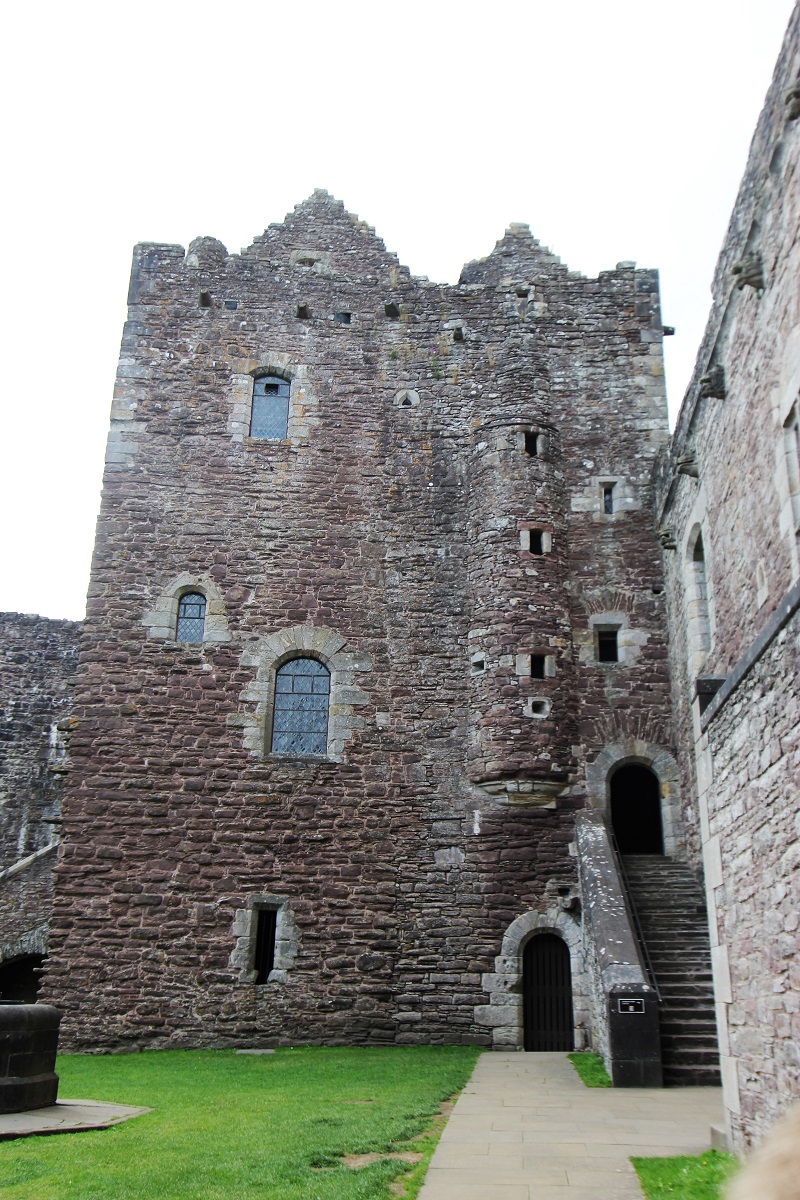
xmin=0 ymin=1046 xmax=480 ymax=1200
xmin=567 ymin=1051 xmax=612 ymax=1087
xmin=632 ymin=1150 xmax=739 ymax=1199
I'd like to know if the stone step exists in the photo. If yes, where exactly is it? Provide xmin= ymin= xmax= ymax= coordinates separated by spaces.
xmin=663 ymin=1066 xmax=722 ymax=1087
xmin=622 ymin=854 xmax=720 ymax=1087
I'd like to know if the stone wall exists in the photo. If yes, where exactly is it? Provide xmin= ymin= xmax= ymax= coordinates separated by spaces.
xmin=0 ymin=614 xmax=80 ymax=981
xmin=42 ymin=189 xmax=675 ymax=1051
xmin=658 ymin=3 xmax=800 ymax=1149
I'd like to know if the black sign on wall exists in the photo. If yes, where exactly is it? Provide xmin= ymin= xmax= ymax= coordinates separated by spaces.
xmin=618 ymin=997 xmax=646 ymax=1014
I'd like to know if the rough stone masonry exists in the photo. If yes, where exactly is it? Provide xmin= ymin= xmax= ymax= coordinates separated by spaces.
xmin=39 ymin=190 xmax=675 ymax=1054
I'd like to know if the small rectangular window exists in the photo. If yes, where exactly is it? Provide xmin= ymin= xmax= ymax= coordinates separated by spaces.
xmin=254 ymin=909 xmax=277 ymax=984
xmin=531 ymin=654 xmax=546 ymax=679
xmin=524 ymin=431 xmax=539 ymax=457
xmin=334 ymin=311 xmax=352 ymax=324
xmin=529 ymin=530 xmax=544 ymax=555
xmin=597 ymin=630 xmax=619 ymax=663
xmin=603 ymin=485 xmax=615 ymax=514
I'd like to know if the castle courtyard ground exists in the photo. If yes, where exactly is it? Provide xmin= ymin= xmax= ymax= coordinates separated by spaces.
xmin=0 ymin=1049 xmax=725 ymax=1198
xmin=419 ymin=1053 xmax=724 ymax=1200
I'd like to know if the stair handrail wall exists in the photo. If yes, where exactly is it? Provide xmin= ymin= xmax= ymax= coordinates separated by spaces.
xmin=605 ymin=820 xmax=662 ymax=1003
xmin=576 ymin=810 xmax=663 ymax=1087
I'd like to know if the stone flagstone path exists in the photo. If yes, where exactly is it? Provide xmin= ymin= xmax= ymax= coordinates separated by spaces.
xmin=418 ymin=1052 xmax=724 ymax=1200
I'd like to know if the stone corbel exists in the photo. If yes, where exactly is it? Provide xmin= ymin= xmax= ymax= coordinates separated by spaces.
xmin=699 ymin=363 xmax=726 ymax=400
xmin=732 ymin=252 xmax=765 ymax=294
xmin=658 ymin=527 xmax=677 ymax=550
xmin=675 ymin=453 xmax=699 ymax=479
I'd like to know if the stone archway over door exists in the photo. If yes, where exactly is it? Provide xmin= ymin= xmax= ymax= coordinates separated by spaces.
xmin=610 ymin=764 xmax=664 ymax=854
xmin=523 ymin=933 xmax=574 ymax=1051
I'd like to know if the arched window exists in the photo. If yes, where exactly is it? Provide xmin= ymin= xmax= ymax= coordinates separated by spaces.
xmin=685 ymin=529 xmax=712 ymax=673
xmin=272 ymin=658 xmax=330 ymax=756
xmin=250 ymin=375 xmax=290 ymax=439
xmin=176 ymin=592 xmax=206 ymax=643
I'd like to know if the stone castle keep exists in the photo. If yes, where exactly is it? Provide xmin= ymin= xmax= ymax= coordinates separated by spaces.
xmin=0 ymin=4 xmax=798 ymax=1153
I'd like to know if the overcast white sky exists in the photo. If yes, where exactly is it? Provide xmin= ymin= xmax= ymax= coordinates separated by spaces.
xmin=0 ymin=0 xmax=795 ymax=621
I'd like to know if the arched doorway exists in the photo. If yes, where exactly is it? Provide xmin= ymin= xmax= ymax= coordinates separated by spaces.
xmin=522 ymin=933 xmax=574 ymax=1051
xmin=0 ymin=953 xmax=44 ymax=1003
xmin=610 ymin=764 xmax=664 ymax=854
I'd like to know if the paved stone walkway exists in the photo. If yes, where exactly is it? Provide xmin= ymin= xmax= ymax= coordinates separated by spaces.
xmin=0 ymin=1099 xmax=151 ymax=1141
xmin=419 ymin=1053 xmax=724 ymax=1200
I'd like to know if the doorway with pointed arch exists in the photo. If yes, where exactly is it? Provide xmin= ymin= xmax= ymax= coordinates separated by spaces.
xmin=610 ymin=762 xmax=664 ymax=854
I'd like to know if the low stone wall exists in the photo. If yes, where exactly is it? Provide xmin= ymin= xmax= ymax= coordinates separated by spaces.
xmin=0 ymin=613 xmax=80 ymax=975
xmin=576 ymin=811 xmax=661 ymax=1086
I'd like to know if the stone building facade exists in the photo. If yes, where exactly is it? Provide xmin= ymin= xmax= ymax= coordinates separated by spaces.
xmin=0 ymin=2 xmax=794 ymax=1156
xmin=39 ymin=186 xmax=677 ymax=1056
xmin=657 ymin=6 xmax=800 ymax=1149
xmin=0 ymin=614 xmax=80 ymax=999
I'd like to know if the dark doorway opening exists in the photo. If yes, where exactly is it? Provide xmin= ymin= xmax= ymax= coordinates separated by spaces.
xmin=610 ymin=764 xmax=664 ymax=854
xmin=0 ymin=954 xmax=45 ymax=1003
xmin=523 ymin=933 xmax=574 ymax=1051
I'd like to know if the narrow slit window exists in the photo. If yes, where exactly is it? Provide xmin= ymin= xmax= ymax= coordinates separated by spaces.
xmin=531 ymin=654 xmax=546 ymax=679
xmin=272 ymin=657 xmax=330 ymax=756
xmin=254 ymin=909 xmax=278 ymax=984
xmin=524 ymin=432 xmax=539 ymax=457
xmin=176 ymin=592 xmax=206 ymax=643
xmin=597 ymin=630 xmax=619 ymax=663
xmin=251 ymin=375 xmax=290 ymax=440
xmin=603 ymin=485 xmax=615 ymax=514
xmin=529 ymin=530 xmax=544 ymax=555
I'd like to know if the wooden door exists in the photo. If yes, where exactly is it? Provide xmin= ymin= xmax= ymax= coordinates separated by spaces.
xmin=523 ymin=933 xmax=574 ymax=1051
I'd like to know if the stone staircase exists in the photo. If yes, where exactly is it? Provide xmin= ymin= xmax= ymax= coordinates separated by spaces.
xmin=622 ymin=855 xmax=721 ymax=1086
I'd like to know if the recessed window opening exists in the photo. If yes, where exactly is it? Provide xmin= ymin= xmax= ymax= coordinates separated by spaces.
xmin=176 ymin=592 xmax=206 ymax=643
xmin=199 ymin=290 xmax=212 ymax=308
xmin=603 ymin=485 xmax=615 ymax=514
xmin=251 ymin=375 xmax=290 ymax=440
xmin=597 ymin=629 xmax=619 ymax=663
xmin=453 ymin=326 xmax=465 ymax=342
xmin=296 ymin=304 xmax=310 ymax=319
xmin=224 ymin=299 xmax=238 ymax=310
xmin=530 ymin=699 xmax=550 ymax=717
xmin=685 ymin=529 xmax=712 ymax=668
xmin=530 ymin=654 xmax=546 ymax=679
xmin=334 ymin=311 xmax=352 ymax=325
xmin=524 ymin=431 xmax=539 ymax=457
xmin=384 ymin=301 xmax=400 ymax=319
xmin=470 ymin=654 xmax=486 ymax=675
xmin=783 ymin=402 xmax=800 ymax=542
xmin=529 ymin=530 xmax=544 ymax=555
xmin=272 ymin=657 xmax=330 ymax=756
xmin=254 ymin=908 xmax=278 ymax=984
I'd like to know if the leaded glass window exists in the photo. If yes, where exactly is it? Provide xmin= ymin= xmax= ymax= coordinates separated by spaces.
xmin=176 ymin=592 xmax=206 ymax=643
xmin=250 ymin=375 xmax=290 ymax=439
xmin=272 ymin=658 xmax=330 ymax=756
